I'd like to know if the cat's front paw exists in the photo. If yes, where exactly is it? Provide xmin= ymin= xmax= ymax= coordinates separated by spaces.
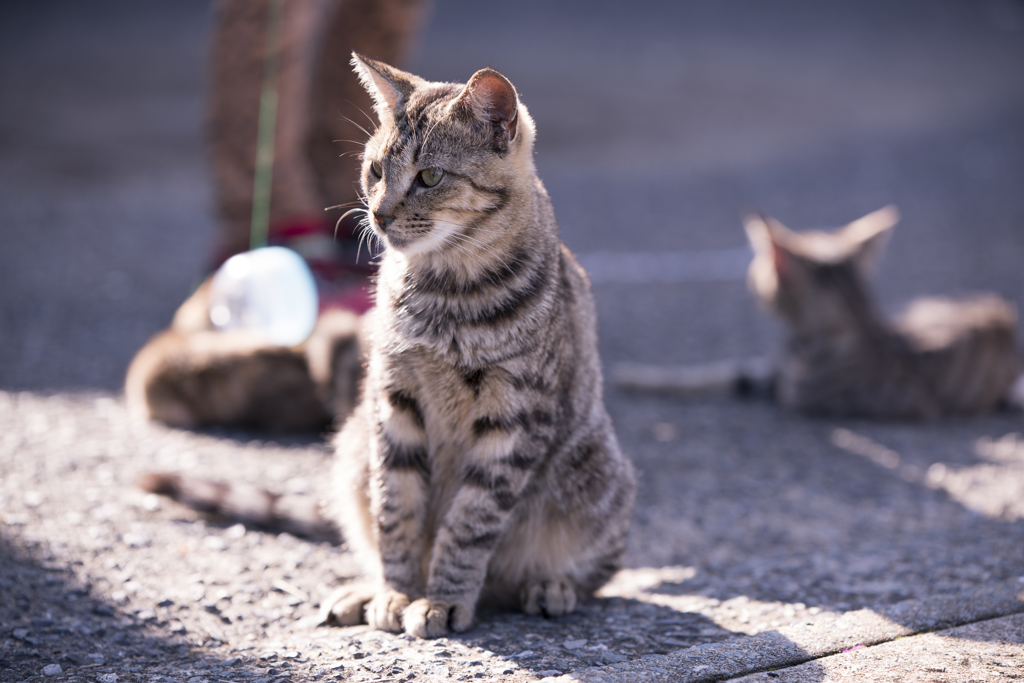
xmin=402 ymin=598 xmax=474 ymax=638
xmin=365 ymin=589 xmax=411 ymax=633
xmin=319 ymin=583 xmax=376 ymax=626
xmin=520 ymin=578 xmax=577 ymax=617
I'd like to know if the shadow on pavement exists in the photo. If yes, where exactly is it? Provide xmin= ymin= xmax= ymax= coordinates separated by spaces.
xmin=1 ymin=524 xmax=821 ymax=681
xmin=461 ymin=598 xmax=748 ymax=676
xmin=0 ymin=533 xmax=254 ymax=681
xmin=624 ymin=393 xmax=1024 ymax=647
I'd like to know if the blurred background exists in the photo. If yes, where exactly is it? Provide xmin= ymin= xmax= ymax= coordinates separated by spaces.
xmin=1 ymin=0 xmax=1023 ymax=392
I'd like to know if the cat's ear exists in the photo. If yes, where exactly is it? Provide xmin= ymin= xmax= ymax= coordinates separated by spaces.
xmin=744 ymin=212 xmax=798 ymax=283
xmin=350 ymin=52 xmax=411 ymax=121
xmin=843 ymin=205 xmax=899 ymax=274
xmin=743 ymin=212 xmax=774 ymax=256
xmin=454 ymin=68 xmax=519 ymax=143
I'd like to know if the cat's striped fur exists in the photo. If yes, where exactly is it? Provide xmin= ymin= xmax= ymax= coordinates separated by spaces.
xmin=321 ymin=55 xmax=636 ymax=638
xmin=744 ymin=207 xmax=1021 ymax=418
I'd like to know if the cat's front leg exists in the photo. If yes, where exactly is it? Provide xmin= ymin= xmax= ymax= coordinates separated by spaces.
xmin=365 ymin=389 xmax=431 ymax=632
xmin=404 ymin=432 xmax=531 ymax=638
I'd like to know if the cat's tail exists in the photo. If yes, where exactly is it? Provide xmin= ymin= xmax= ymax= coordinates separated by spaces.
xmin=612 ymin=357 xmax=775 ymax=398
xmin=137 ymin=472 xmax=340 ymax=543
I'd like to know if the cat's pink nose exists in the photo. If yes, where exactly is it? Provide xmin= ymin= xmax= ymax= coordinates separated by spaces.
xmin=374 ymin=213 xmax=395 ymax=230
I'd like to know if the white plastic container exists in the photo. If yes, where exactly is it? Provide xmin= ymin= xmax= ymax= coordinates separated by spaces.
xmin=208 ymin=246 xmax=318 ymax=346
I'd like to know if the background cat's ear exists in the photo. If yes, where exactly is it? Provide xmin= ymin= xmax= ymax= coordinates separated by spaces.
xmin=350 ymin=52 xmax=410 ymax=121
xmin=454 ymin=68 xmax=519 ymax=142
xmin=843 ymin=205 xmax=899 ymax=274
xmin=743 ymin=212 xmax=774 ymax=256
xmin=744 ymin=212 xmax=798 ymax=283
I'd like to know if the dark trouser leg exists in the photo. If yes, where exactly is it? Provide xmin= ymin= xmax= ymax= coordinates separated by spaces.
xmin=307 ymin=0 xmax=432 ymax=243
xmin=207 ymin=0 xmax=332 ymax=261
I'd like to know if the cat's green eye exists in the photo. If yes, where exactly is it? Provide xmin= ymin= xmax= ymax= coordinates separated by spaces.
xmin=419 ymin=168 xmax=444 ymax=188
xmin=371 ymin=160 xmax=383 ymax=178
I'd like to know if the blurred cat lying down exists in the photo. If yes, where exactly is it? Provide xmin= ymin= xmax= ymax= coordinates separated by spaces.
xmin=616 ymin=206 xmax=1023 ymax=419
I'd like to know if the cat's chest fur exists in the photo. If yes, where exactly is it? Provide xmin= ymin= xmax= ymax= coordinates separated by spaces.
xmin=377 ymin=241 xmax=558 ymax=364
xmin=402 ymin=345 xmax=511 ymax=445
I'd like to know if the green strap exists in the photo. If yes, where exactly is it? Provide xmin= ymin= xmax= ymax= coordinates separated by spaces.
xmin=249 ymin=0 xmax=285 ymax=250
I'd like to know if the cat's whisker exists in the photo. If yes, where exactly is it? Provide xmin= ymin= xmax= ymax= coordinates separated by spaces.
xmin=452 ymin=232 xmax=526 ymax=275
xmin=449 ymin=229 xmax=511 ymax=265
xmin=482 ymin=201 xmax=515 ymax=228
xmin=492 ymin=208 xmax=518 ymax=235
xmin=444 ymin=212 xmax=523 ymax=238
xmin=437 ymin=230 xmax=491 ymax=270
xmin=324 ymin=200 xmax=367 ymax=211
xmin=335 ymin=208 xmax=370 ymax=240
xmin=338 ymin=98 xmax=380 ymax=133
xmin=355 ymin=224 xmax=368 ymax=264
xmin=430 ymin=219 xmax=515 ymax=264
xmin=434 ymin=233 xmax=507 ymax=297
xmin=339 ymin=114 xmax=375 ymax=140
xmin=434 ymin=237 xmax=464 ymax=277
xmin=367 ymin=219 xmax=385 ymax=256
xmin=429 ymin=218 xmax=527 ymax=264
xmin=436 ymin=238 xmax=521 ymax=285
xmin=431 ymin=224 xmax=520 ymax=295
xmin=420 ymin=116 xmax=445 ymax=151
xmin=337 ymin=207 xmax=369 ymax=220
xmin=457 ymin=245 xmax=513 ymax=297
xmin=357 ymin=219 xmax=384 ymax=264
xmin=365 ymin=225 xmax=379 ymax=260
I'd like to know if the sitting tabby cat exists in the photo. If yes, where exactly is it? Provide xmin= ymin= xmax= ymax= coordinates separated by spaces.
xmin=743 ymin=206 xmax=1021 ymax=418
xmin=125 ymin=279 xmax=363 ymax=432
xmin=318 ymin=54 xmax=637 ymax=638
